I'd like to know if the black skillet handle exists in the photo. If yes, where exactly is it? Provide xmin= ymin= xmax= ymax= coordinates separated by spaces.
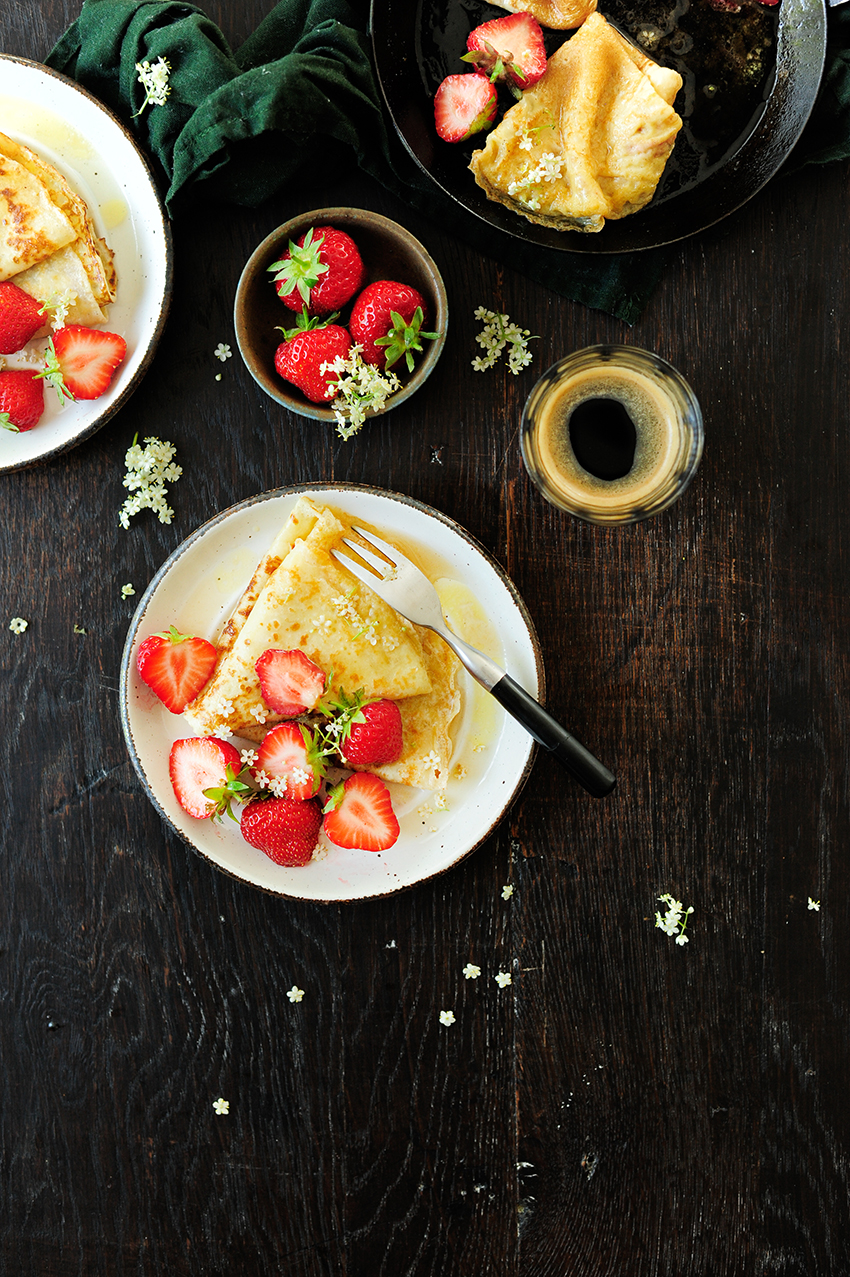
xmin=489 ymin=674 xmax=616 ymax=798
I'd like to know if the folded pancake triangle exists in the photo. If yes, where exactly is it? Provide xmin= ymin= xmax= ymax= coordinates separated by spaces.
xmin=186 ymin=498 xmax=461 ymax=791
xmin=469 ymin=13 xmax=683 ymax=233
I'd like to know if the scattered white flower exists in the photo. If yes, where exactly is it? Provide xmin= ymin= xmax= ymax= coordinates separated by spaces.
xmin=215 ymin=373 xmax=222 ymax=382
xmin=655 ymin=893 xmax=694 ymax=945
xmin=119 ymin=435 xmax=181 ymax=528
xmin=9 ymin=617 xmax=28 ymax=634
xmin=439 ymin=1010 xmax=456 ymax=1026
xmin=471 ymin=307 xmax=536 ymax=375
xmin=214 ymin=343 xmax=232 ymax=362
xmin=212 ymin=1097 xmax=229 ymax=1115
xmin=808 ymin=897 xmax=821 ymax=911
xmin=501 ymin=884 xmax=514 ymax=900
xmin=239 ymin=748 xmax=258 ymax=767
xmin=73 ymin=624 xmax=86 ymax=635
xmin=121 ymin=583 xmax=135 ymax=599
xmin=287 ymin=986 xmax=305 ymax=1003
xmin=321 ymin=347 xmax=402 ymax=439
xmin=495 ymin=971 xmax=512 ymax=988
xmin=134 ymin=57 xmax=172 ymax=115
xmin=462 ymin=963 xmax=481 ymax=980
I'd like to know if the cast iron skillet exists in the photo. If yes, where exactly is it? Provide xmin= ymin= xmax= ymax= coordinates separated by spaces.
xmin=370 ymin=0 xmax=827 ymax=252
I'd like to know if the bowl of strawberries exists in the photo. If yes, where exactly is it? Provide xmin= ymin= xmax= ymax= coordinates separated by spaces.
xmin=234 ymin=208 xmax=448 ymax=435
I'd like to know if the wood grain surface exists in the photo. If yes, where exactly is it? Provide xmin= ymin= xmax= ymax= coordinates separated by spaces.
xmin=2 ymin=1 xmax=849 ymax=1273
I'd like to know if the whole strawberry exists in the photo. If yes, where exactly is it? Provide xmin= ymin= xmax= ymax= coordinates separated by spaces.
xmin=268 ymin=226 xmax=365 ymax=316
xmin=241 ymin=795 xmax=323 ymax=866
xmin=0 ymin=369 xmax=44 ymax=432
xmin=340 ymin=699 xmax=403 ymax=767
xmin=274 ymin=311 xmax=352 ymax=404
xmin=349 ymin=281 xmax=438 ymax=371
xmin=0 ymin=282 xmax=45 ymax=354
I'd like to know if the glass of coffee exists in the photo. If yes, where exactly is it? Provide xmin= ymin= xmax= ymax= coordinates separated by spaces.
xmin=521 ymin=346 xmax=704 ymax=525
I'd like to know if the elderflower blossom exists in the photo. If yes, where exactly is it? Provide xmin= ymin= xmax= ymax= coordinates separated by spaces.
xmin=321 ymin=347 xmax=402 ymax=440
xmin=287 ymin=986 xmax=305 ymax=1003
xmin=134 ymin=57 xmax=172 ymax=115
xmin=214 ymin=343 xmax=232 ymax=362
xmin=655 ymin=893 xmax=694 ymax=946
xmin=471 ymin=307 xmax=536 ymax=375
xmin=212 ymin=1097 xmax=229 ymax=1115
xmin=462 ymin=963 xmax=481 ymax=980
xmin=119 ymin=435 xmax=182 ymax=528
xmin=501 ymin=884 xmax=514 ymax=900
xmin=495 ymin=971 xmax=512 ymax=988
xmin=439 ymin=1010 xmax=456 ymax=1026
xmin=9 ymin=617 xmax=28 ymax=634
xmin=808 ymin=897 xmax=821 ymax=911
xmin=120 ymin=583 xmax=135 ymax=599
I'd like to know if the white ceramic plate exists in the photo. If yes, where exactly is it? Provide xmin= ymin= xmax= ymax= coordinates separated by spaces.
xmin=120 ymin=484 xmax=543 ymax=901
xmin=0 ymin=56 xmax=172 ymax=472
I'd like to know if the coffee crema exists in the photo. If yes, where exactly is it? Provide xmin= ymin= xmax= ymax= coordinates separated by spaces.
xmin=521 ymin=347 xmax=703 ymax=525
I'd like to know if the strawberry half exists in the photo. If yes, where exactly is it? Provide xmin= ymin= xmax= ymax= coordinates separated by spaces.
xmin=463 ymin=13 xmax=547 ymax=94
xmin=43 ymin=325 xmax=127 ymax=402
xmin=254 ymin=722 xmax=324 ymax=801
xmin=273 ymin=310 xmax=352 ymax=404
xmin=434 ymin=72 xmax=498 ymax=144
xmin=348 ymin=281 xmax=438 ymax=371
xmin=255 ymin=648 xmax=326 ymax=716
xmin=241 ymin=795 xmax=323 ymax=866
xmin=137 ymin=625 xmax=218 ymax=713
xmin=322 ymin=772 xmax=400 ymax=852
xmin=0 ymin=370 xmax=44 ymax=432
xmin=268 ymin=225 xmax=365 ymax=316
xmin=340 ymin=700 xmax=403 ymax=768
xmin=169 ymin=737 xmax=248 ymax=820
xmin=0 ymin=281 xmax=45 ymax=354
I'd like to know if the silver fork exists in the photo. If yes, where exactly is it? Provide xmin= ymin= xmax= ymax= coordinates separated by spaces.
xmin=331 ymin=527 xmax=615 ymax=798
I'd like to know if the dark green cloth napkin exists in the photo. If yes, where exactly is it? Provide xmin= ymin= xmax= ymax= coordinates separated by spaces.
xmin=45 ymin=0 xmax=849 ymax=324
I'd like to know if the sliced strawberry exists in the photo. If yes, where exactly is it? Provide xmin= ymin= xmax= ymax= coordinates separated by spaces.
xmin=434 ymin=72 xmax=498 ymax=144
xmin=255 ymin=722 xmax=323 ymax=800
xmin=322 ymin=772 xmax=400 ymax=852
xmin=241 ymin=795 xmax=323 ymax=866
xmin=169 ymin=737 xmax=247 ymax=820
xmin=46 ymin=325 xmax=127 ymax=401
xmin=255 ymin=648 xmax=326 ymax=716
xmin=0 ymin=370 xmax=44 ymax=432
xmin=340 ymin=700 xmax=403 ymax=768
xmin=0 ymin=281 xmax=45 ymax=354
xmin=464 ymin=13 xmax=547 ymax=93
xmin=137 ymin=625 xmax=218 ymax=713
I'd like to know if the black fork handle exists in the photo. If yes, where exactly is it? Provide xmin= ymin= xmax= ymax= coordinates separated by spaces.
xmin=490 ymin=674 xmax=616 ymax=798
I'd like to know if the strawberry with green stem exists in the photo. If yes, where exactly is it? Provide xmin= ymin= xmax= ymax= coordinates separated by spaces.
xmin=137 ymin=625 xmax=218 ymax=713
xmin=268 ymin=226 xmax=365 ymax=316
xmin=0 ymin=370 xmax=44 ymax=432
xmin=39 ymin=324 xmax=127 ymax=403
xmin=349 ymin=281 xmax=439 ymax=371
xmin=274 ymin=308 xmax=352 ymax=403
xmin=462 ymin=13 xmax=547 ymax=96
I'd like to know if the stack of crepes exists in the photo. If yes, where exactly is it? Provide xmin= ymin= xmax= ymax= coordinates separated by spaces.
xmin=0 ymin=130 xmax=116 ymax=324
xmin=185 ymin=497 xmax=461 ymax=792
xmin=470 ymin=12 xmax=683 ymax=233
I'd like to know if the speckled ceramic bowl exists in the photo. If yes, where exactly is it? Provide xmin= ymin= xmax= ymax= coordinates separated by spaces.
xmin=234 ymin=208 xmax=448 ymax=422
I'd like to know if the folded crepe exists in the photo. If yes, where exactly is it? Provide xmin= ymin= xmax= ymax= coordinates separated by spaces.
xmin=484 ymin=0 xmax=597 ymax=30
xmin=0 ymin=143 xmax=77 ymax=279
xmin=0 ymin=131 xmax=116 ymax=314
xmin=186 ymin=498 xmax=462 ymax=789
xmin=469 ymin=13 xmax=683 ymax=233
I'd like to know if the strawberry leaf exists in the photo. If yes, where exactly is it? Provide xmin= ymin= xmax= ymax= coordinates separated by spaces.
xmin=34 ymin=338 xmax=75 ymax=406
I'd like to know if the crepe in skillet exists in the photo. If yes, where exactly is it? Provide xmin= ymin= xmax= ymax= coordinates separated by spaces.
xmin=469 ymin=13 xmax=683 ymax=233
xmin=484 ymin=0 xmax=597 ymax=30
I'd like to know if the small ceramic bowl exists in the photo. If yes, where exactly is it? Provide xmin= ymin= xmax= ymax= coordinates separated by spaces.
xmin=234 ymin=208 xmax=448 ymax=422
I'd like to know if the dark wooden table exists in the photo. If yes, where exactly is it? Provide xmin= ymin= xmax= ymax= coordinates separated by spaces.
xmin=3 ymin=1 xmax=849 ymax=1272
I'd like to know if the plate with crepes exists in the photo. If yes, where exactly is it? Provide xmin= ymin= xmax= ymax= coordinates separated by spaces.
xmin=371 ymin=0 xmax=825 ymax=252
xmin=120 ymin=484 xmax=542 ymax=902
xmin=0 ymin=55 xmax=172 ymax=472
